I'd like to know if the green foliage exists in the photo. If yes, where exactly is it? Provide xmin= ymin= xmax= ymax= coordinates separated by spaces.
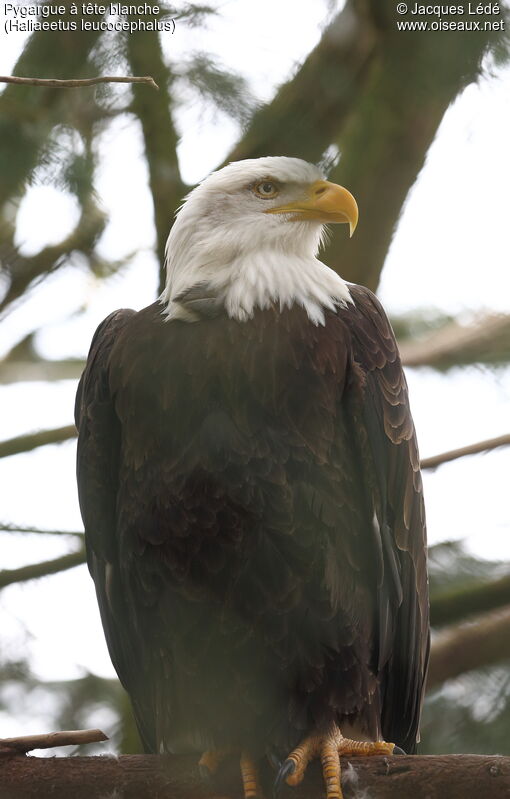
xmin=0 ymin=646 xmax=145 ymax=754
xmin=421 ymin=667 xmax=510 ymax=756
xmin=165 ymin=2 xmax=216 ymax=27
xmin=428 ymin=540 xmax=508 ymax=600
xmin=390 ymin=310 xmax=457 ymax=345
xmin=177 ymin=52 xmax=255 ymax=124
xmin=419 ymin=543 xmax=510 ymax=754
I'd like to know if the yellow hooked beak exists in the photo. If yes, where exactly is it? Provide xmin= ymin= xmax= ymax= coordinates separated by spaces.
xmin=264 ymin=180 xmax=359 ymax=237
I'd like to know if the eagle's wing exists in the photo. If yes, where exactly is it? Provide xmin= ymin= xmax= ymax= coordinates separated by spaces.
xmin=75 ymin=309 xmax=156 ymax=751
xmin=344 ymin=284 xmax=429 ymax=754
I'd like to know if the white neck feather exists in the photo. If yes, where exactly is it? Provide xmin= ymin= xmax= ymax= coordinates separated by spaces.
xmin=220 ymin=250 xmax=351 ymax=325
xmin=160 ymin=171 xmax=352 ymax=326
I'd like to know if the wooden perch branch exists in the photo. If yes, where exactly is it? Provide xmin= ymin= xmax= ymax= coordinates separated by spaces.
xmin=0 ymin=75 xmax=158 ymax=89
xmin=0 ymin=424 xmax=76 ymax=459
xmin=0 ymin=729 xmax=107 ymax=755
xmin=421 ymin=433 xmax=510 ymax=471
xmin=1 ymin=752 xmax=510 ymax=798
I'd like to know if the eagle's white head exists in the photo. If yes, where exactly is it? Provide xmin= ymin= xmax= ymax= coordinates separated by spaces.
xmin=161 ymin=156 xmax=358 ymax=325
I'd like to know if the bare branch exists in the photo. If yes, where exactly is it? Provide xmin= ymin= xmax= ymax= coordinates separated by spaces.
xmin=0 ymin=75 xmax=158 ymax=90
xmin=0 ymin=549 xmax=85 ymax=590
xmin=0 ymin=523 xmax=83 ymax=538
xmin=1 ymin=752 xmax=510 ymax=798
xmin=0 ymin=729 xmax=107 ymax=755
xmin=421 ymin=434 xmax=510 ymax=471
xmin=0 ymin=425 xmax=76 ymax=459
xmin=428 ymin=605 xmax=510 ymax=690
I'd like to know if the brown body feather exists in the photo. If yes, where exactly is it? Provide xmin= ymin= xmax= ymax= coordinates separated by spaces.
xmin=75 ymin=284 xmax=429 ymax=757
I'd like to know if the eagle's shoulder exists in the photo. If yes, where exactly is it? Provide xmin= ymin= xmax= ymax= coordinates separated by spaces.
xmin=75 ymin=308 xmax=136 ymax=429
xmin=335 ymin=283 xmax=400 ymax=365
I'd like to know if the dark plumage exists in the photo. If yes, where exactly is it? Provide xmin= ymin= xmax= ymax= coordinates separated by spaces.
xmin=75 ymin=285 xmax=429 ymax=758
xmin=76 ymin=157 xmax=428 ymax=799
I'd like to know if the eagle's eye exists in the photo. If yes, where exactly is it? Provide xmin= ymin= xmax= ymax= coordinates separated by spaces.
xmin=253 ymin=180 xmax=279 ymax=199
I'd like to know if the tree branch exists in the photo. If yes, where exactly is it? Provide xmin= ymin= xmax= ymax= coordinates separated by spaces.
xmin=3 ymin=422 xmax=506 ymax=471
xmin=0 ymin=359 xmax=85 ymax=384
xmin=427 ymin=606 xmax=510 ymax=690
xmin=0 ymin=75 xmax=158 ymax=89
xmin=0 ymin=196 xmax=106 ymax=316
xmin=1 ymin=752 xmax=509 ymax=798
xmin=400 ymin=313 xmax=510 ymax=370
xmin=0 ymin=6 xmax=106 ymax=208
xmin=223 ymin=1 xmax=507 ymax=291
xmin=0 ymin=729 xmax=107 ymax=755
xmin=431 ymin=574 xmax=510 ymax=628
xmin=421 ymin=434 xmax=510 ymax=471
xmin=0 ymin=425 xmax=76 ymax=459
xmin=226 ymin=0 xmax=378 ymax=164
xmin=0 ymin=549 xmax=85 ymax=590
xmin=323 ymin=2 xmax=508 ymax=290
xmin=125 ymin=15 xmax=184 ymax=290
xmin=0 ymin=523 xmax=83 ymax=538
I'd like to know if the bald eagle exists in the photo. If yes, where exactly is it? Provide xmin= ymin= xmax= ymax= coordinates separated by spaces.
xmin=76 ymin=156 xmax=429 ymax=799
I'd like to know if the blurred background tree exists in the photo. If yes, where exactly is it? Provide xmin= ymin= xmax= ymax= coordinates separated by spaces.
xmin=1 ymin=0 xmax=510 ymax=758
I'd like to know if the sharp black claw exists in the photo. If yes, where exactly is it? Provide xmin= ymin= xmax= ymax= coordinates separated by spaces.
xmin=198 ymin=763 xmax=214 ymax=786
xmin=273 ymin=758 xmax=295 ymax=798
xmin=267 ymin=747 xmax=282 ymax=771
xmin=393 ymin=746 xmax=406 ymax=755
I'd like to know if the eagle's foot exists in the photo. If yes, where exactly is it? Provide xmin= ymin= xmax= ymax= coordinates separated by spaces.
xmin=240 ymin=750 xmax=265 ymax=799
xmin=274 ymin=725 xmax=395 ymax=799
xmin=198 ymin=748 xmax=265 ymax=799
xmin=199 ymin=746 xmax=234 ymax=782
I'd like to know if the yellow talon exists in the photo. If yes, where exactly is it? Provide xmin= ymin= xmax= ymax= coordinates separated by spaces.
xmin=198 ymin=746 xmax=233 ymax=776
xmin=240 ymin=751 xmax=264 ymax=799
xmin=277 ymin=725 xmax=396 ymax=799
xmin=199 ymin=748 xmax=264 ymax=799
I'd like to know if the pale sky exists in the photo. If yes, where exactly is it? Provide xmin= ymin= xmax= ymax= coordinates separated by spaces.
xmin=1 ymin=0 xmax=509 ymax=738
